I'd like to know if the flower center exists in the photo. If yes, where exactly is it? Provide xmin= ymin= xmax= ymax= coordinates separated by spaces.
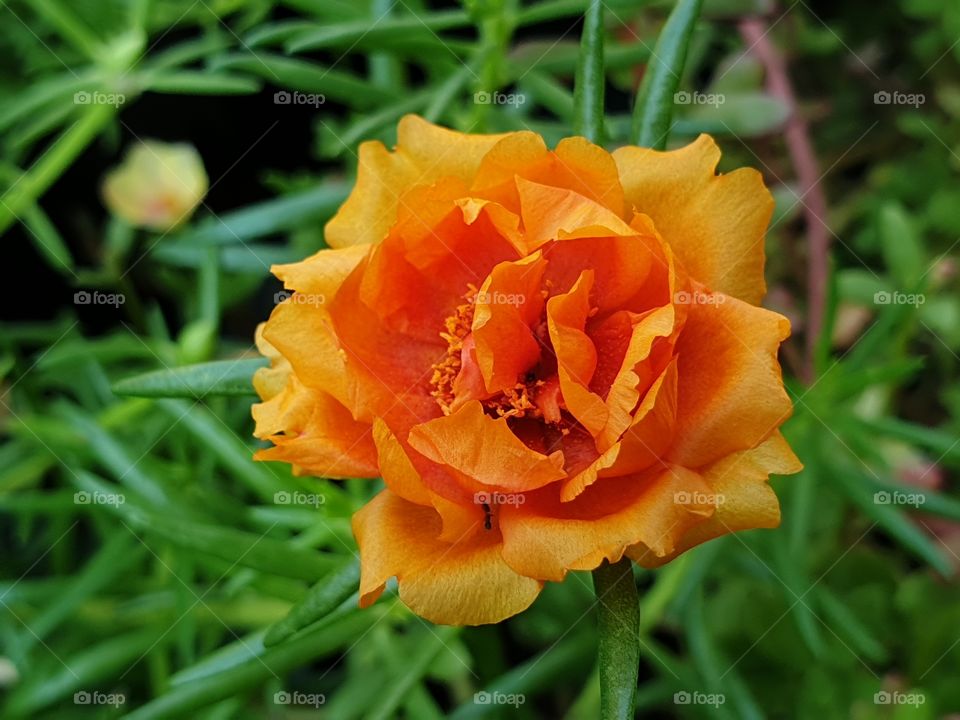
xmin=429 ymin=286 xmax=548 ymax=420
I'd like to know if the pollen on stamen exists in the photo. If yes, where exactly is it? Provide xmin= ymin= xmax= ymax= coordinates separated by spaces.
xmin=429 ymin=284 xmax=555 ymax=421
xmin=429 ymin=287 xmax=477 ymax=415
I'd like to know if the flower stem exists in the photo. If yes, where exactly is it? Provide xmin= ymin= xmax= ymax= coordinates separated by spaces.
xmin=593 ymin=557 xmax=640 ymax=720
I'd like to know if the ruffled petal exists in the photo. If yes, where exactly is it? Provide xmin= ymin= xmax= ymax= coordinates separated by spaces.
xmin=407 ymin=400 xmax=566 ymax=492
xmin=560 ymin=358 xmax=678 ymax=501
xmin=546 ymin=270 xmax=608 ymax=436
xmin=472 ymin=253 xmax=547 ymax=394
xmin=326 ymin=115 xmax=514 ymax=248
xmin=353 ymin=490 xmax=543 ymax=625
xmin=499 ymin=465 xmax=715 ymax=582
xmin=668 ymin=289 xmax=793 ymax=468
xmin=631 ymin=432 xmax=802 ymax=567
xmin=613 ymin=134 xmax=774 ymax=305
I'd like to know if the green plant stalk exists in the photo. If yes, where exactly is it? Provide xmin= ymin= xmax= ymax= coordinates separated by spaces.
xmin=0 ymin=103 xmax=115 ymax=236
xmin=573 ymin=0 xmax=605 ymax=142
xmin=593 ymin=558 xmax=639 ymax=720
xmin=31 ymin=0 xmax=104 ymax=59
xmin=630 ymin=0 xmax=704 ymax=149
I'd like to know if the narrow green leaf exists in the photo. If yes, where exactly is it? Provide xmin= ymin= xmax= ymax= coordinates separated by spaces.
xmin=523 ymin=71 xmax=575 ymax=123
xmin=857 ymin=416 xmax=960 ymax=464
xmin=19 ymin=532 xmax=144 ymax=650
xmin=878 ymin=202 xmax=925 ymax=289
xmin=630 ymin=0 xmax=704 ymax=148
xmin=167 ymin=183 xmax=348 ymax=246
xmin=263 ymin=558 xmax=360 ymax=646
xmin=18 ymin=200 xmax=75 ymax=274
xmin=210 ymin=54 xmax=400 ymax=107
xmin=815 ymin=587 xmax=889 ymax=664
xmin=573 ymin=0 xmax=605 ymax=142
xmin=834 ymin=466 xmax=953 ymax=576
xmin=367 ymin=626 xmax=460 ymax=720
xmin=146 ymin=72 xmax=262 ymax=95
xmin=155 ymin=399 xmax=287 ymax=501
xmin=593 ymin=558 xmax=639 ymax=720
xmin=4 ymin=628 xmax=165 ymax=717
xmin=449 ymin=631 xmax=595 ymax=719
xmin=113 ymin=358 xmax=265 ymax=399
xmin=285 ymin=10 xmax=470 ymax=53
xmin=0 ymin=103 xmax=116 ymax=236
xmin=122 ymin=607 xmax=386 ymax=720
xmin=77 ymin=472 xmax=339 ymax=581
xmin=151 ymin=242 xmax=300 ymax=271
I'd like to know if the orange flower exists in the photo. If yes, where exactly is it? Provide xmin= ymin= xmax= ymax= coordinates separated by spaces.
xmin=252 ymin=115 xmax=801 ymax=625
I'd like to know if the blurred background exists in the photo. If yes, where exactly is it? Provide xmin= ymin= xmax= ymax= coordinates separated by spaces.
xmin=2 ymin=0 xmax=959 ymax=717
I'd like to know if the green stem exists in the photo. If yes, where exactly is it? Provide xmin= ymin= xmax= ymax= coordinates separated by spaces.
xmin=630 ymin=0 xmax=704 ymax=149
xmin=593 ymin=557 xmax=640 ymax=720
xmin=573 ymin=0 xmax=605 ymax=142
xmin=0 ymin=103 xmax=116 ymax=236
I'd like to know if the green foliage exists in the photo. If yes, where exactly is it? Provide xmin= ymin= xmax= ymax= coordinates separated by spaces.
xmin=2 ymin=0 xmax=960 ymax=718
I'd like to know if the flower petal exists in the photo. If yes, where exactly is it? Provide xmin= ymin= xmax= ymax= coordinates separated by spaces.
xmin=631 ymin=432 xmax=802 ymax=567
xmin=560 ymin=358 xmax=678 ymax=501
xmin=472 ymin=253 xmax=547 ymax=394
xmin=353 ymin=490 xmax=543 ymax=625
xmin=668 ymin=290 xmax=792 ymax=468
xmin=613 ymin=134 xmax=774 ymax=305
xmin=499 ymin=465 xmax=714 ymax=581
xmin=546 ymin=270 xmax=608 ymax=436
xmin=407 ymin=400 xmax=566 ymax=492
xmin=326 ymin=115 xmax=513 ymax=248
